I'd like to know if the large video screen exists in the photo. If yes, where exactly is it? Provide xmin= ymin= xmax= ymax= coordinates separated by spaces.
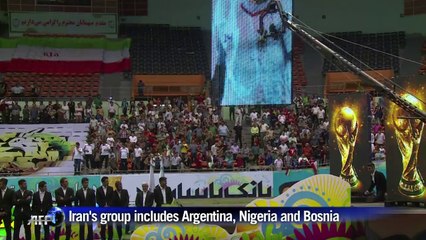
xmin=212 ymin=0 xmax=293 ymax=105
xmin=328 ymin=93 xmax=371 ymax=194
xmin=385 ymin=78 xmax=426 ymax=203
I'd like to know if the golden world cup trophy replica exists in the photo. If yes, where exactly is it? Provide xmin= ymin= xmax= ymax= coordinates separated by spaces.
xmin=391 ymin=94 xmax=425 ymax=196
xmin=334 ymin=107 xmax=360 ymax=188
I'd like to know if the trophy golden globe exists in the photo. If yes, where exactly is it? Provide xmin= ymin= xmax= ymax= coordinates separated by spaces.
xmin=334 ymin=107 xmax=360 ymax=188
xmin=391 ymin=94 xmax=424 ymax=196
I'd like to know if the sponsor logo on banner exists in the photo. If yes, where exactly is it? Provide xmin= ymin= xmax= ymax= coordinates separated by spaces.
xmin=118 ymin=172 xmax=273 ymax=200
xmin=9 ymin=12 xmax=117 ymax=35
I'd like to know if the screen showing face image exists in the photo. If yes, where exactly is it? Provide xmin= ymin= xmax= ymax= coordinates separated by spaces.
xmin=212 ymin=0 xmax=293 ymax=106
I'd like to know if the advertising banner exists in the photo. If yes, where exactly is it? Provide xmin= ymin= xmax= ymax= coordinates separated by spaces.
xmin=0 ymin=124 xmax=88 ymax=170
xmin=273 ymin=167 xmax=330 ymax=196
xmin=4 ymin=171 xmax=273 ymax=203
xmin=107 ymin=171 xmax=273 ymax=202
xmin=9 ymin=11 xmax=117 ymax=36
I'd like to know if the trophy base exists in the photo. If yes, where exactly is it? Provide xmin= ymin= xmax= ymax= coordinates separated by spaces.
xmin=399 ymin=178 xmax=425 ymax=197
xmin=341 ymin=174 xmax=359 ymax=188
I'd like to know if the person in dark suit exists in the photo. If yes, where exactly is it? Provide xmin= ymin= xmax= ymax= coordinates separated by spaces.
xmin=75 ymin=177 xmax=96 ymax=240
xmin=111 ymin=181 xmax=129 ymax=240
xmin=55 ymin=177 xmax=75 ymax=240
xmin=96 ymin=176 xmax=114 ymax=240
xmin=32 ymin=181 xmax=53 ymax=240
xmin=365 ymin=163 xmax=387 ymax=201
xmin=135 ymin=183 xmax=154 ymax=207
xmin=13 ymin=179 xmax=33 ymax=240
xmin=154 ymin=177 xmax=173 ymax=207
xmin=0 ymin=178 xmax=14 ymax=240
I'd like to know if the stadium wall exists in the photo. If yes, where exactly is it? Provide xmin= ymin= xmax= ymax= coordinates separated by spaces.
xmin=120 ymin=0 xmax=426 ymax=35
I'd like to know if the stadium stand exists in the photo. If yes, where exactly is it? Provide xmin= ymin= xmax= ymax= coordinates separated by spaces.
xmin=2 ymin=73 xmax=100 ymax=98
xmin=120 ymin=24 xmax=209 ymax=76
xmin=323 ymin=31 xmax=405 ymax=74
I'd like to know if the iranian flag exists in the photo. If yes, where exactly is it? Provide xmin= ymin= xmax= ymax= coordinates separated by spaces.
xmin=0 ymin=37 xmax=131 ymax=73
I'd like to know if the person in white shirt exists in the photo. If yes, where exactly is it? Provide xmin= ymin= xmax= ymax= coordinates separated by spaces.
xmin=370 ymin=132 xmax=376 ymax=153
xmin=138 ymin=122 xmax=145 ymax=131
xmin=204 ymin=97 xmax=211 ymax=106
xmin=235 ymin=106 xmax=242 ymax=126
xmin=100 ymin=142 xmax=111 ymax=169
xmin=89 ymin=117 xmax=98 ymax=131
xmin=274 ymin=157 xmax=284 ymax=171
xmin=250 ymin=110 xmax=258 ymax=123
xmin=62 ymin=101 xmax=69 ymax=122
xmin=320 ymin=119 xmax=329 ymax=130
xmin=11 ymin=83 xmax=25 ymax=97
xmin=212 ymin=112 xmax=219 ymax=124
xmin=312 ymin=105 xmax=320 ymax=116
xmin=129 ymin=133 xmax=138 ymax=144
xmin=279 ymin=143 xmax=289 ymax=156
xmin=288 ymin=133 xmax=298 ymax=144
xmin=298 ymin=154 xmax=309 ymax=167
xmin=210 ymin=143 xmax=218 ymax=158
xmin=278 ymin=114 xmax=286 ymax=124
xmin=106 ymin=136 xmax=115 ymax=148
xmin=162 ymin=153 xmax=171 ymax=169
xmin=375 ymin=146 xmax=386 ymax=161
xmin=119 ymin=145 xmax=129 ymax=171
xmin=375 ymin=130 xmax=386 ymax=146
xmin=259 ymin=122 xmax=269 ymax=145
xmin=218 ymin=122 xmax=229 ymax=138
xmin=73 ymin=142 xmax=83 ymax=175
xmin=170 ymin=152 xmax=181 ymax=170
xmin=317 ymin=106 xmax=325 ymax=121
xmin=230 ymin=142 xmax=240 ymax=159
xmin=83 ymin=142 xmax=94 ymax=169
xmin=279 ymin=132 xmax=289 ymax=143
xmin=120 ymin=122 xmax=129 ymax=130
xmin=108 ymin=102 xmax=116 ymax=118
xmin=133 ymin=145 xmax=143 ymax=170
xmin=311 ymin=104 xmax=320 ymax=126
xmin=164 ymin=110 xmax=173 ymax=122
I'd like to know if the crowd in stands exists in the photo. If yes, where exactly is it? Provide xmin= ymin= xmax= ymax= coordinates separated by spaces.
xmin=0 ymin=94 xmax=104 ymax=124
xmin=0 ymin=93 xmax=331 ymax=174
xmin=69 ymin=94 xmax=330 ymax=174
xmin=370 ymin=96 xmax=386 ymax=162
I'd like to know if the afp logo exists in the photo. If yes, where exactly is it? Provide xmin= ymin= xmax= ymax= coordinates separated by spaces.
xmin=28 ymin=207 xmax=65 ymax=227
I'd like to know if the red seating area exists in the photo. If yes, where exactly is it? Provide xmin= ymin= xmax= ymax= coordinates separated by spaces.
xmin=3 ymin=73 xmax=100 ymax=98
xmin=293 ymin=36 xmax=307 ymax=92
xmin=419 ymin=41 xmax=426 ymax=75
